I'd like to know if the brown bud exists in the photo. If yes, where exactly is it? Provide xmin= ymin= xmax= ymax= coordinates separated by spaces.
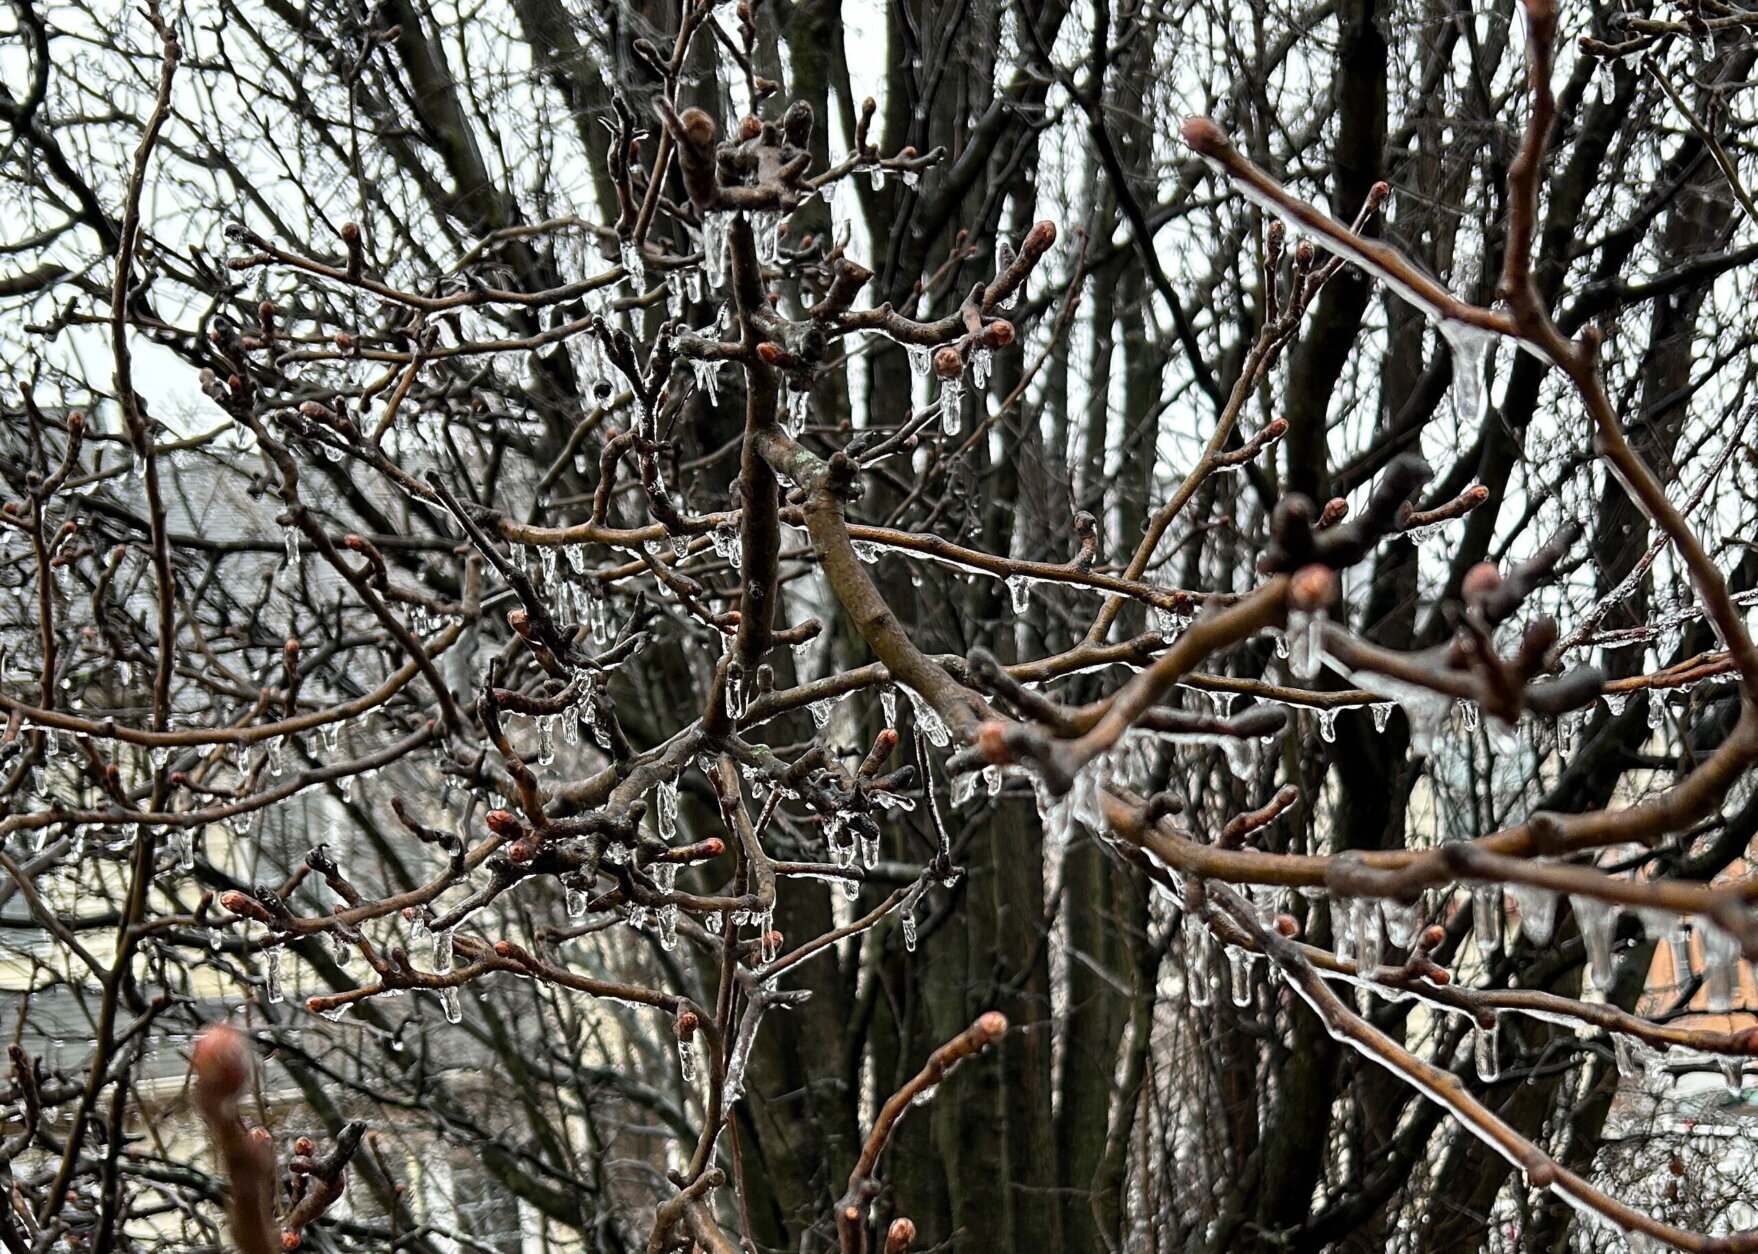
xmin=701 ymin=837 xmax=726 ymax=857
xmin=1022 ymin=220 xmax=1058 ymax=254
xmin=739 ymin=115 xmax=762 ymax=142
xmin=293 ymin=1136 xmax=315 ymax=1156
xmin=676 ymin=1010 xmax=699 ymax=1040
xmin=191 ymin=1024 xmax=250 ymax=1102
xmin=1461 ymin=562 xmax=1503 ymax=602
xmin=1289 ymin=563 xmax=1335 ymax=612
xmin=756 ymin=342 xmax=786 ymax=365
xmin=1418 ymin=924 xmax=1446 ymax=951
xmin=932 ymin=346 xmax=963 ymax=378
xmin=975 ymin=1010 xmax=1008 ymax=1038
xmin=980 ymin=320 xmax=1015 ymax=348
xmin=485 ymin=810 xmax=523 ymax=838
xmin=1273 ymin=913 xmax=1300 ymax=937
xmin=220 ymin=891 xmax=274 ymax=924
xmin=508 ymin=839 xmax=539 ymax=863
xmin=974 ymin=721 xmax=1010 ymax=764
xmin=678 ymin=106 xmax=716 ymax=149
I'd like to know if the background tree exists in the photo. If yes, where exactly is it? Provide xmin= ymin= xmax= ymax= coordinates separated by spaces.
xmin=4 ymin=0 xmax=1758 ymax=1251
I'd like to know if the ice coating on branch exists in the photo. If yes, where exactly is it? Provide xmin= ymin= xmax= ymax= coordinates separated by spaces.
xmin=619 ymin=237 xmax=645 ymax=287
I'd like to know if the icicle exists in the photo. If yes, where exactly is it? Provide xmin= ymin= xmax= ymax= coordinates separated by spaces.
xmin=1318 ymin=709 xmax=1337 ymax=743
xmin=851 ymin=539 xmax=882 ymax=563
xmin=1702 ymin=923 xmax=1741 ymax=1012
xmin=902 ymin=905 xmax=918 ymax=952
xmin=440 ymin=986 xmax=462 ymax=1023
xmin=170 ymin=827 xmax=194 ymax=871
xmin=939 ymin=377 xmax=963 ymax=435
xmin=1612 ymin=1033 xmax=1635 ymax=1080
xmin=1472 ymin=887 xmax=1502 ymax=955
xmin=1184 ymin=913 xmax=1213 ymax=1007
xmin=284 ymin=525 xmax=302 ymax=574
xmin=678 ymin=1037 xmax=697 ymax=1084
xmin=1286 ymin=609 xmax=1323 ymax=679
xmin=432 ymin=927 xmax=454 ymax=974
xmin=971 ymin=348 xmax=992 ymax=388
xmin=952 ymin=771 xmax=978 ymax=807
xmin=1227 ymin=947 xmax=1253 ymax=1007
xmin=995 ymin=239 xmax=1019 ymax=309
xmin=1441 ymin=320 xmax=1493 ymax=426
xmin=537 ymin=716 xmax=556 ymax=765
xmin=703 ymin=212 xmax=730 ymax=289
xmin=1273 ymin=631 xmax=1290 ymax=659
xmin=1473 ymin=1016 xmax=1501 ymax=1083
xmin=1647 ymin=693 xmax=1665 ymax=732
xmin=753 ymin=211 xmax=781 ymax=266
xmin=561 ymin=705 xmax=579 ymax=746
xmin=657 ymin=777 xmax=680 ymax=840
xmin=905 ymin=687 xmax=950 ymax=747
xmin=808 ymin=698 xmax=832 ymax=729
xmin=1351 ymin=897 xmax=1383 ymax=972
xmin=1381 ymin=899 xmax=1422 ymax=949
xmin=1006 ymin=575 xmax=1029 ymax=614
xmin=859 ymin=830 xmax=880 ymax=868
xmin=1725 ymin=1057 xmax=1745 ymax=1095
xmin=881 ymin=687 xmax=898 ymax=728
xmin=984 ymin=765 xmax=1004 ymax=796
xmin=658 ymin=903 xmax=678 ymax=950
xmin=869 ymin=163 xmax=886 ymax=190
xmin=1372 ymin=702 xmax=1393 ymax=732
xmin=266 ymin=947 xmax=285 ymax=1003
xmin=566 ymin=885 xmax=587 ymax=917
xmin=691 ymin=358 xmax=721 ymax=404
xmin=1508 ymin=883 xmax=1558 ymax=946
xmin=1571 ymin=895 xmax=1618 ymax=998
xmin=906 ymin=343 xmax=932 ymax=377
xmin=1603 ymin=691 xmax=1628 ymax=716
xmin=1461 ymin=701 xmax=1479 ymax=732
